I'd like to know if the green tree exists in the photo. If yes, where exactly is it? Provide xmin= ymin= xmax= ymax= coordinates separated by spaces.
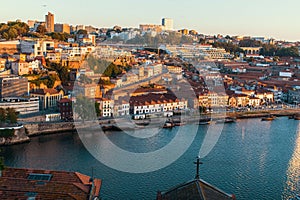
xmin=276 ymin=47 xmax=299 ymax=57
xmin=199 ymin=106 xmax=207 ymax=114
xmin=77 ymin=29 xmax=87 ymax=35
xmin=95 ymin=102 xmax=101 ymax=117
xmin=0 ymin=149 xmax=5 ymax=174
xmin=213 ymin=42 xmax=244 ymax=54
xmin=46 ymin=75 xmax=57 ymax=88
xmin=7 ymin=27 xmax=18 ymax=40
xmin=73 ymin=95 xmax=97 ymax=121
xmin=260 ymin=44 xmax=278 ymax=56
xmin=0 ymin=108 xmax=6 ymax=123
xmin=36 ymin=24 xmax=46 ymax=35
xmin=5 ymin=108 xmax=17 ymax=124
xmin=48 ymin=63 xmax=70 ymax=84
xmin=0 ymin=21 xmax=29 ymax=40
xmin=103 ymin=63 xmax=122 ymax=78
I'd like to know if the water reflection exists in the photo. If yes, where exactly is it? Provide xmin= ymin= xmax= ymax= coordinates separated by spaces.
xmin=283 ymin=122 xmax=300 ymax=199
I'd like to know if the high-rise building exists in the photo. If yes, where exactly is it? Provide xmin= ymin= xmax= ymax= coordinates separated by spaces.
xmin=0 ymin=75 xmax=28 ymax=99
xmin=162 ymin=18 xmax=174 ymax=31
xmin=45 ymin=12 xmax=54 ymax=32
xmin=54 ymin=23 xmax=70 ymax=34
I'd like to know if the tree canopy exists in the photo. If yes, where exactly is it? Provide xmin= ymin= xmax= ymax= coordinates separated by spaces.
xmin=0 ymin=108 xmax=18 ymax=125
xmin=47 ymin=32 xmax=73 ymax=42
xmin=0 ymin=21 xmax=29 ymax=40
xmin=36 ymin=24 xmax=46 ymax=35
xmin=73 ymin=95 xmax=98 ymax=121
xmin=213 ymin=42 xmax=244 ymax=54
xmin=260 ymin=45 xmax=299 ymax=57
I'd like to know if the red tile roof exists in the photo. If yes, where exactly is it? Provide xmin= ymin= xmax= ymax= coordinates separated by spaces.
xmin=0 ymin=167 xmax=102 ymax=200
xmin=31 ymin=89 xmax=62 ymax=95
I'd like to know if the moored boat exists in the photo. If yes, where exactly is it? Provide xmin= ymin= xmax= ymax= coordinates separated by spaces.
xmin=261 ymin=115 xmax=276 ymax=121
xmin=135 ymin=120 xmax=151 ymax=126
xmin=294 ymin=115 xmax=300 ymax=120
xmin=163 ymin=122 xmax=175 ymax=128
xmin=101 ymin=125 xmax=122 ymax=132
xmin=198 ymin=118 xmax=211 ymax=125
xmin=216 ymin=117 xmax=236 ymax=124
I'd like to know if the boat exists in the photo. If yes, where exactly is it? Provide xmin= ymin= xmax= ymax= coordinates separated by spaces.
xmin=216 ymin=117 xmax=236 ymax=124
xmin=135 ymin=120 xmax=151 ymax=126
xmin=288 ymin=115 xmax=295 ymax=119
xmin=261 ymin=115 xmax=276 ymax=121
xmin=173 ymin=119 xmax=186 ymax=126
xmin=174 ymin=122 xmax=186 ymax=126
xmin=294 ymin=115 xmax=300 ymax=120
xmin=163 ymin=121 xmax=175 ymax=128
xmin=101 ymin=125 xmax=122 ymax=132
xmin=198 ymin=118 xmax=211 ymax=125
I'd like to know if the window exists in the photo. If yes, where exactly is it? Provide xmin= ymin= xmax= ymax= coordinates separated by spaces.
xmin=27 ymin=173 xmax=52 ymax=181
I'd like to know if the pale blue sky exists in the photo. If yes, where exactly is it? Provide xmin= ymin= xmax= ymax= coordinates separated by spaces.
xmin=0 ymin=0 xmax=299 ymax=41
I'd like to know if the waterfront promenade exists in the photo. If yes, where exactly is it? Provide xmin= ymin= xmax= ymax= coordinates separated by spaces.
xmin=1 ymin=107 xmax=300 ymax=146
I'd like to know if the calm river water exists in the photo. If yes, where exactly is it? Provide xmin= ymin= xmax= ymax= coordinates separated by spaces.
xmin=1 ymin=117 xmax=300 ymax=200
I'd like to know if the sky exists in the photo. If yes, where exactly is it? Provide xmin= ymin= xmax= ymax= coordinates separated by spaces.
xmin=0 ymin=0 xmax=299 ymax=41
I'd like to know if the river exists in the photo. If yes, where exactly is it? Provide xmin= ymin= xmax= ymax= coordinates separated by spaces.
xmin=1 ymin=117 xmax=300 ymax=200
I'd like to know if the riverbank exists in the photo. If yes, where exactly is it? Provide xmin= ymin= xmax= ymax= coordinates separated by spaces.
xmin=0 ymin=125 xmax=30 ymax=146
xmin=1 ymin=108 xmax=300 ymax=146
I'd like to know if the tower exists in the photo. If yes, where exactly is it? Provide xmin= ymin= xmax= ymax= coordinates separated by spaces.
xmin=162 ymin=18 xmax=173 ymax=31
xmin=45 ymin=12 xmax=54 ymax=32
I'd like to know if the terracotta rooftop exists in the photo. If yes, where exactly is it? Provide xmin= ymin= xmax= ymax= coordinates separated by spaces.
xmin=58 ymin=98 xmax=72 ymax=103
xmin=129 ymin=93 xmax=184 ymax=106
xmin=31 ymin=88 xmax=62 ymax=95
xmin=0 ymin=167 xmax=102 ymax=200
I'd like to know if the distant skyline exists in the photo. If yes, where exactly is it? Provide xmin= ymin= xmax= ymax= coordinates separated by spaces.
xmin=0 ymin=0 xmax=299 ymax=41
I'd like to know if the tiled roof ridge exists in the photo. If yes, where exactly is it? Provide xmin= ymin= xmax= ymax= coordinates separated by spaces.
xmin=199 ymin=179 xmax=234 ymax=198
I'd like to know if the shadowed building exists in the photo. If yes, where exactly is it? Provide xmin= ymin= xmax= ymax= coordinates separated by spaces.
xmin=55 ymin=23 xmax=70 ymax=34
xmin=156 ymin=158 xmax=236 ymax=200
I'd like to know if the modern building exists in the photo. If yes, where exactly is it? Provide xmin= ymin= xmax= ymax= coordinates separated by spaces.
xmin=0 ymin=76 xmax=28 ymax=99
xmin=54 ymin=23 xmax=70 ymax=34
xmin=0 ymin=97 xmax=39 ymax=115
xmin=45 ymin=12 xmax=54 ymax=32
xmin=0 ymin=167 xmax=102 ymax=199
xmin=30 ymin=88 xmax=64 ymax=110
xmin=20 ymin=40 xmax=54 ymax=57
xmin=162 ymin=18 xmax=174 ymax=31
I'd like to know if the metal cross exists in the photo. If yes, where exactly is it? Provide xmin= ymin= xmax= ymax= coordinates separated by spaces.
xmin=194 ymin=157 xmax=203 ymax=179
